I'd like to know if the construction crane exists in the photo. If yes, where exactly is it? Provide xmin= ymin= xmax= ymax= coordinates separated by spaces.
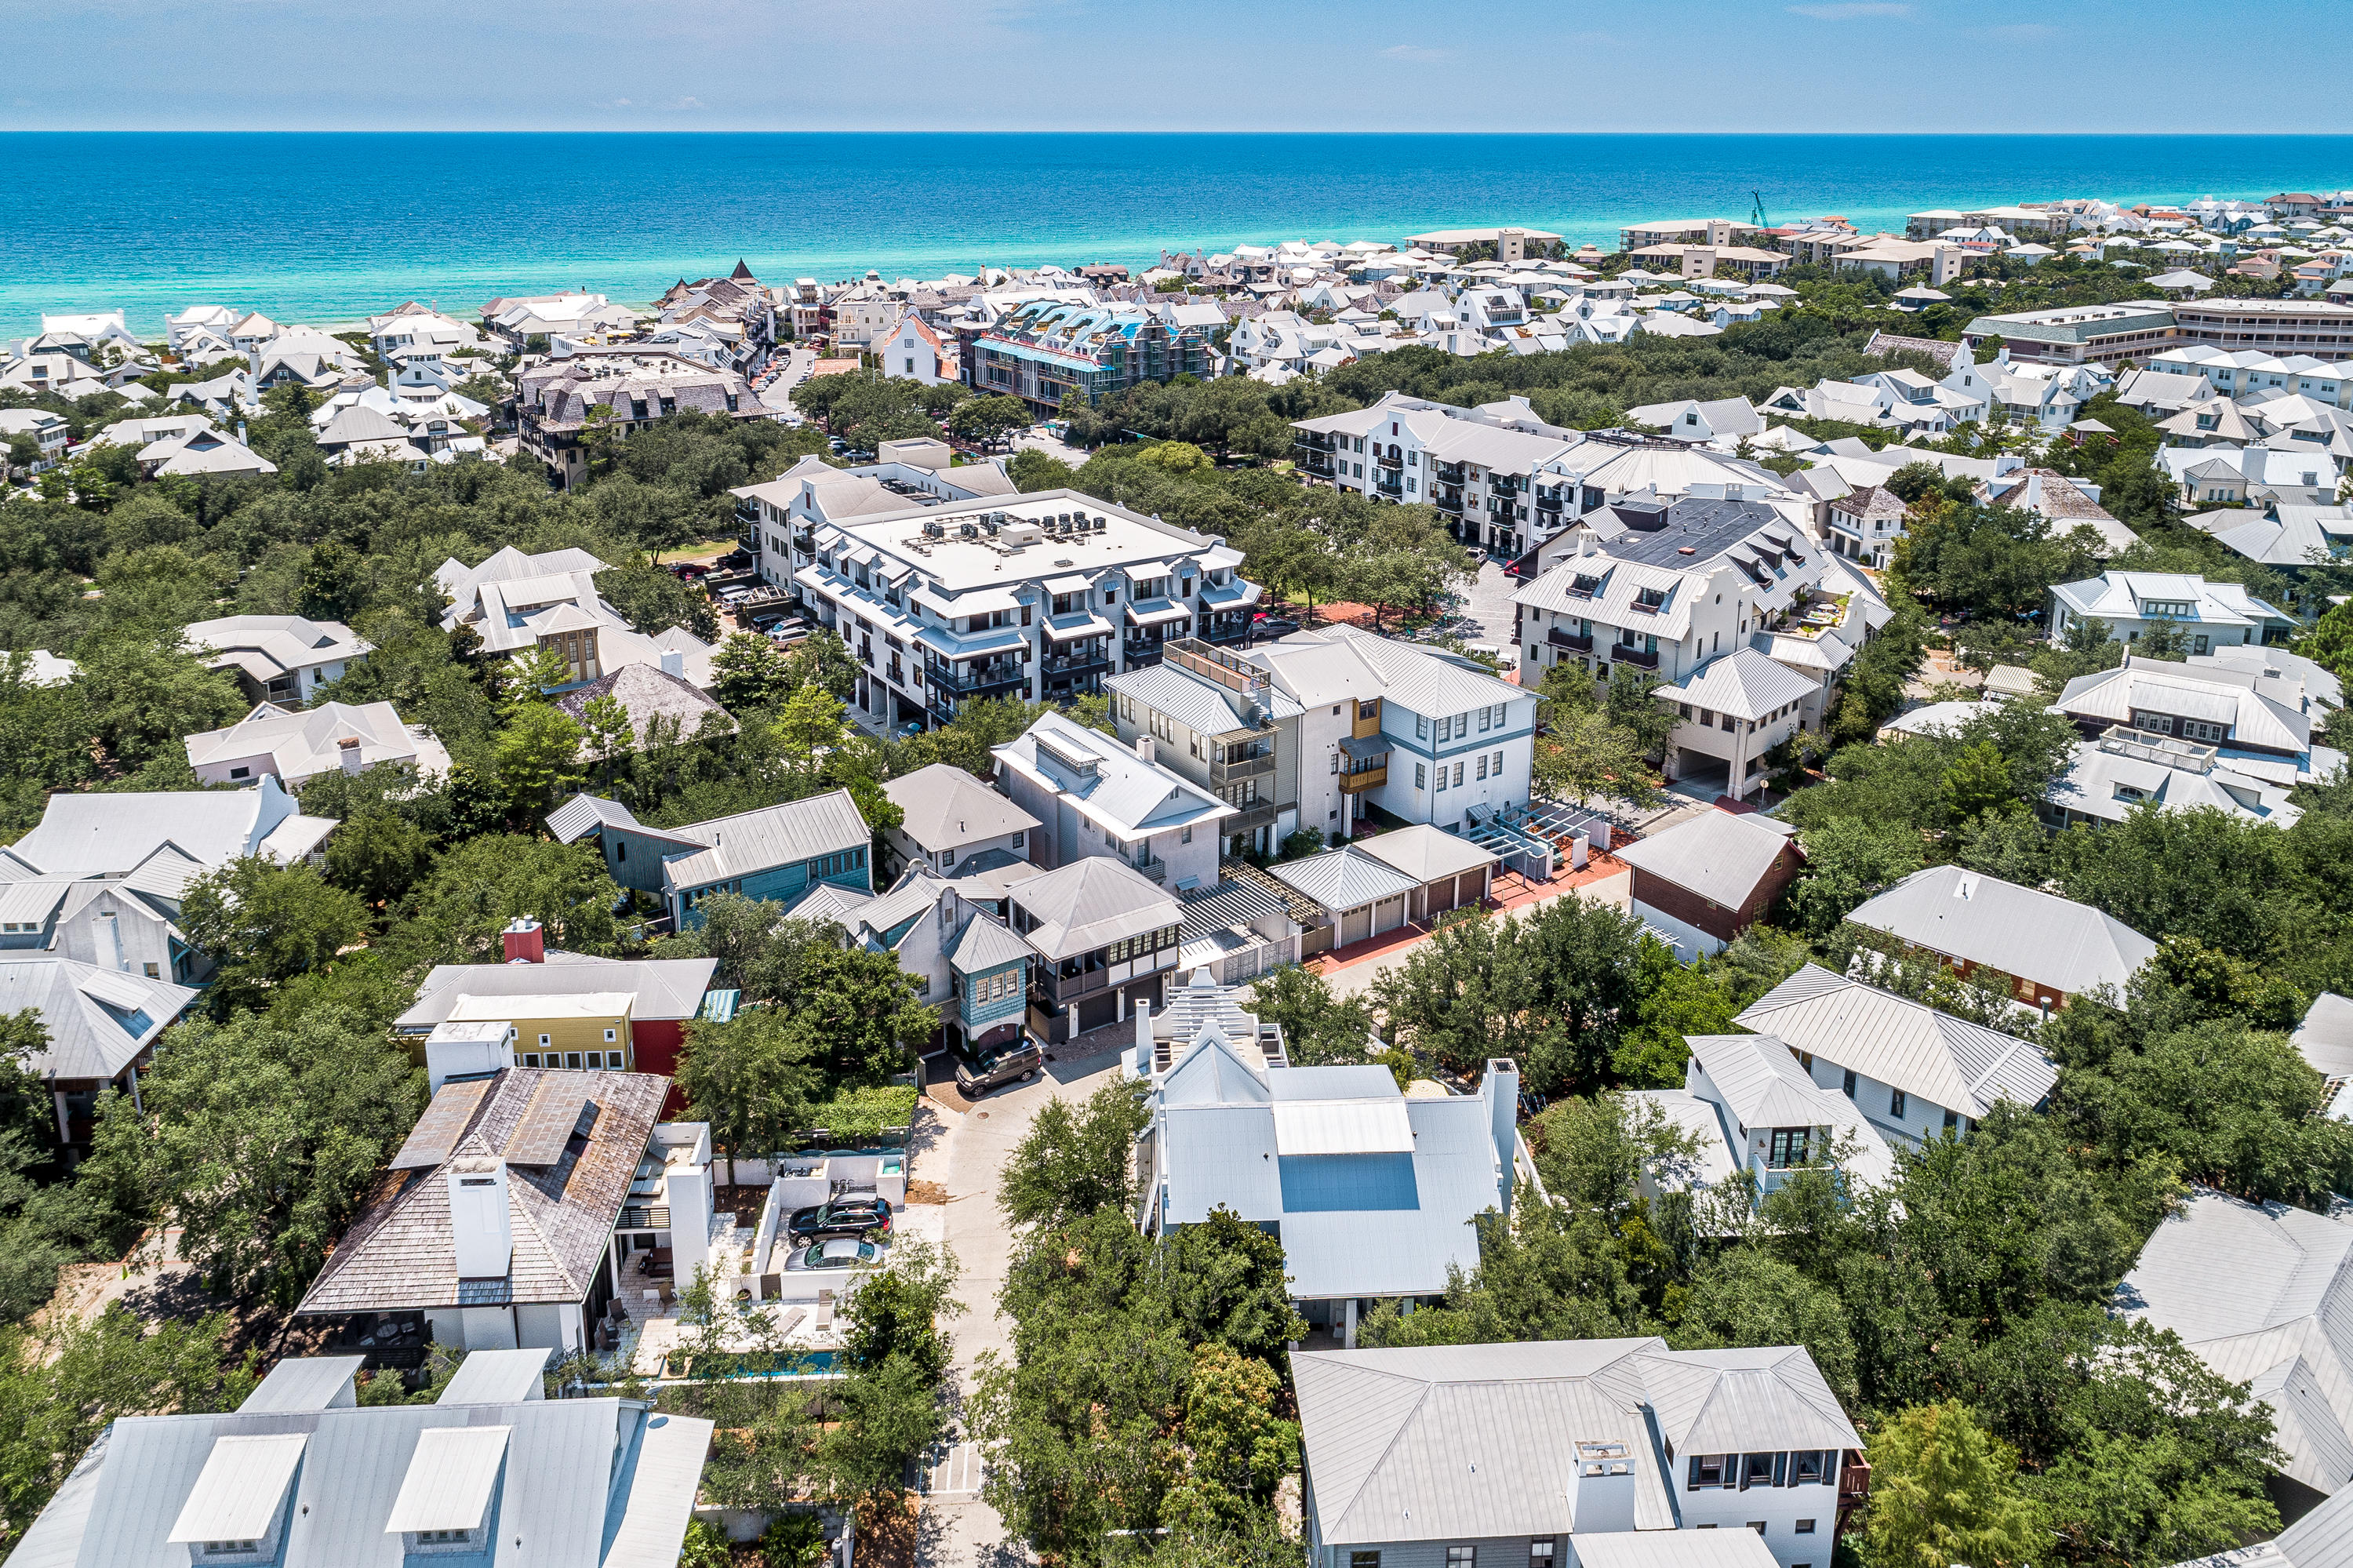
xmin=1751 ymin=190 xmax=1769 ymax=228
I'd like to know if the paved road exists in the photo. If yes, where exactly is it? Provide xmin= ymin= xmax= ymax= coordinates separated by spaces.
xmin=1007 ymin=426 xmax=1089 ymax=469
xmin=1462 ymin=557 xmax=1522 ymax=652
xmin=758 ymin=346 xmax=817 ymax=415
xmin=909 ymin=1032 xmax=1129 ymax=1566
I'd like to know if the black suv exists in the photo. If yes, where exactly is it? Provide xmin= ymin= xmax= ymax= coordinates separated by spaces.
xmin=954 ymin=1040 xmax=1042 ymax=1097
xmin=785 ymin=1196 xmax=893 ymax=1243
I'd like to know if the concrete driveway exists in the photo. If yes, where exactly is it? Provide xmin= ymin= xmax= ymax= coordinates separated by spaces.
xmin=909 ymin=1028 xmax=1130 ymax=1566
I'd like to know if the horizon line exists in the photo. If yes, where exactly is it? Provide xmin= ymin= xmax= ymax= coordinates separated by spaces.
xmin=3 ymin=127 xmax=2351 ymax=138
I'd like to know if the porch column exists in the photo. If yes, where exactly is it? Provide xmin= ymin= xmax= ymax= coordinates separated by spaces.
xmin=1343 ymin=1298 xmax=1358 ymax=1351
xmin=52 ymin=1090 xmax=69 ymax=1146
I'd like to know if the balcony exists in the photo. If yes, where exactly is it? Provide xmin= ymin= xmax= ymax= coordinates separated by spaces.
xmin=928 ymin=660 xmax=1029 ymax=697
xmin=1611 ymin=646 xmax=1660 ymax=669
xmin=1227 ymin=799 xmax=1286 ymax=831
xmin=1202 ymin=615 xmax=1252 ymax=646
xmin=1547 ymin=626 xmax=1594 ymax=653
xmin=1434 ymin=492 xmax=1464 ymax=515
xmin=1293 ymin=431 xmax=1337 ymax=452
xmin=1127 ymin=854 xmax=1168 ymax=883
xmin=1433 ymin=462 xmax=1467 ymax=484
xmin=1338 ymin=766 xmax=1387 ymax=794
xmin=619 ymin=1204 xmax=672 ymax=1230
xmin=790 ymin=530 xmax=815 ymax=554
xmin=1211 ymin=751 xmax=1276 ymax=784
xmin=1490 ymin=475 xmax=1524 ymax=498
xmin=1373 ymin=467 xmax=1404 ymax=495
xmin=1042 ymin=649 xmax=1111 ymax=678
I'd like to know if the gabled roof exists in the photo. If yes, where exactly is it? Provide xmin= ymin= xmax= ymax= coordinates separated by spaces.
xmin=1735 ymin=962 xmax=2060 ymax=1116
xmin=1614 ymin=809 xmax=1797 ymax=908
xmin=1268 ymin=844 xmax=1421 ymax=913
xmin=1842 ymin=864 xmax=2158 ymax=998
xmin=2117 ymin=1188 xmax=2353 ymax=1495
xmin=882 ymin=763 xmax=1038 ymax=853
xmin=394 ymin=953 xmax=718 ymax=1031
xmin=1353 ymin=823 xmax=1499 ymax=885
xmin=0 ymin=778 xmax=332 ymax=882
xmin=1658 ymin=646 xmax=1821 ymax=722
xmin=649 ymin=790 xmax=871 ymax=892
xmin=1685 ymin=1032 xmax=1840 ymax=1131
xmin=1249 ymin=624 xmax=1525 ymax=718
xmin=1104 ymin=660 xmax=1301 ymax=738
xmin=296 ymin=1068 xmax=668 ymax=1315
xmin=0 ymin=954 xmax=198 ymax=1081
xmin=992 ymin=711 xmax=1233 ymax=840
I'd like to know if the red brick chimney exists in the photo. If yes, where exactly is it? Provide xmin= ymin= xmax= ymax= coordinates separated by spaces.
xmin=502 ymin=915 xmax=544 ymax=964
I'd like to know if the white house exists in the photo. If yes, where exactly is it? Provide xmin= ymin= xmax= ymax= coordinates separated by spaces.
xmin=992 ymin=710 xmax=1233 ymax=893
xmin=182 ymin=613 xmax=371 ymax=704
xmin=184 ymin=700 xmax=453 ymax=790
xmin=879 ymin=312 xmax=955 ymax=384
xmin=2048 ymin=572 xmax=2297 ymax=652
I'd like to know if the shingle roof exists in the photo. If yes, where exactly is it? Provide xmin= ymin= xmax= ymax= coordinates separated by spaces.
xmin=553 ymin=664 xmax=732 ymax=756
xmin=296 ymin=1068 xmax=667 ymax=1315
xmin=1842 ymin=864 xmax=2158 ymax=999
xmin=1615 ymin=809 xmax=1796 ymax=907
xmin=1735 ymin=962 xmax=2060 ymax=1116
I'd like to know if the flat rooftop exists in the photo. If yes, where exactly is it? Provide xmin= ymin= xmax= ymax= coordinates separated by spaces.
xmin=821 ymin=488 xmax=1239 ymax=594
xmin=1599 ymin=499 xmax=1788 ymax=569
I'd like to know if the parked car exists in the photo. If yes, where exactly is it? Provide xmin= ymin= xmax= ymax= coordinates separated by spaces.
xmin=786 ymin=1196 xmax=893 ymax=1243
xmin=797 ymin=1238 xmax=879 ymax=1270
xmin=954 ymin=1039 xmax=1042 ymax=1097
xmin=1253 ymin=617 xmax=1301 ymax=639
xmin=668 ymin=561 xmax=710 ymax=580
xmin=716 ymin=548 xmax=754 ymax=571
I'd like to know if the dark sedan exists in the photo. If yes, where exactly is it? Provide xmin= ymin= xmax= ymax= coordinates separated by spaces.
xmin=786 ymin=1197 xmax=893 ymax=1243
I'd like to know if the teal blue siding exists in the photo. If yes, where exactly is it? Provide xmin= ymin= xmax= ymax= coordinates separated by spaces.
xmin=598 ymin=825 xmax=686 ymax=894
xmin=673 ymin=846 xmax=871 ymax=929
xmin=958 ymin=959 xmax=1028 ymax=1031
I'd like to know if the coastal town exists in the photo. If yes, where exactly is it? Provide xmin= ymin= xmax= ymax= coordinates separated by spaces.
xmin=2 ymin=185 xmax=2353 ymax=1568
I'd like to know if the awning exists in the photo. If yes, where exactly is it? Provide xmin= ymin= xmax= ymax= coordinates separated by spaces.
xmin=1339 ymin=734 xmax=1393 ymax=760
xmin=1126 ymin=599 xmax=1193 ymax=628
xmin=1043 ymin=573 xmax=1093 ymax=595
xmin=1043 ymin=614 xmax=1113 ymax=642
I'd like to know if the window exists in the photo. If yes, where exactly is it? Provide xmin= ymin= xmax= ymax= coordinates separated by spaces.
xmin=1476 ymin=755 xmax=1489 ymax=780
xmin=1841 ymin=1068 xmax=1857 ymax=1098
xmin=1358 ymin=700 xmax=1378 ymax=720
xmin=1769 ymin=1128 xmax=1810 ymax=1168
xmin=1436 ymin=766 xmax=1449 ymax=791
xmin=1492 ymin=750 xmax=1504 ymax=776
xmin=604 ymin=1028 xmax=617 ymax=1042
xmin=1741 ymin=1453 xmax=1785 ymax=1489
xmin=1351 ymin=1555 xmax=1382 ymax=1568
xmin=1688 ymin=1453 xmax=1728 ymax=1489
xmin=1446 ymin=1551 xmax=1475 ymax=1568
xmin=1453 ymin=762 xmax=1465 ymax=787
xmin=1331 ymin=753 xmax=1340 ymax=774
xmin=1416 ymin=763 xmax=1427 ymax=789
xmin=1791 ymin=1450 xmax=1830 ymax=1485
xmin=1747 ymin=1523 xmax=1768 ymax=1535
xmin=144 ymin=962 xmax=160 ymax=977
xmin=566 ymin=1052 xmax=584 ymax=1069
xmin=1416 ymin=715 xmax=1429 ymax=739
xmin=1478 ymin=707 xmax=1492 ymax=733
xmin=1013 ymin=830 xmax=1025 ymax=849
xmin=1889 ymin=1087 xmax=1908 ymax=1119
xmin=1943 ymin=1108 xmax=1959 ymax=1133
xmin=1529 ymin=1544 xmax=1555 ymax=1566
xmin=539 ymin=1033 xmax=552 ymax=1048
xmin=228 ymin=766 xmax=249 ymax=780
xmin=1796 ymin=1519 xmax=1817 ymax=1534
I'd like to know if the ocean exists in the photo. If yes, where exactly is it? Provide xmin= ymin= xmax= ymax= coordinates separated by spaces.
xmin=4 ymin=132 xmax=2350 ymax=338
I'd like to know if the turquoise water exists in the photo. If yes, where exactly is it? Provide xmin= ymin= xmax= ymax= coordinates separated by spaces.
xmin=3 ymin=133 xmax=2348 ymax=337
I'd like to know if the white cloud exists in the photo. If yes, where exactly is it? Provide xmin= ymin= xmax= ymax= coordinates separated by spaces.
xmin=1380 ymin=43 xmax=1451 ymax=61
xmin=1787 ymin=2 xmax=1909 ymax=16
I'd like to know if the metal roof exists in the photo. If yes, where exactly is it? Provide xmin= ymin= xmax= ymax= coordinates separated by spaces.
xmin=1633 ymin=1346 xmax=1861 ymax=1454
xmin=1271 ymin=1098 xmax=1413 ymax=1155
xmin=1005 ymin=857 xmax=1178 ymax=961
xmin=395 ymin=954 xmax=718 ymax=1031
xmin=0 ymin=952 xmax=198 ymax=1082
xmin=2295 ymin=993 xmax=2353 ymax=1079
xmin=1614 ymin=809 xmax=1796 ymax=908
xmin=1735 ymin=963 xmax=2060 ymax=1117
xmin=1269 ymin=844 xmax=1421 ymax=913
xmin=384 ymin=1424 xmax=511 ymax=1532
xmin=239 ymin=1355 xmax=362 ymax=1414
xmin=1352 ymin=824 xmax=1498 ymax=886
xmin=654 ymin=788 xmax=871 ymax=890
xmin=437 ymin=1348 xmax=552 ymax=1406
xmin=945 ymin=914 xmax=1032 ymax=975
xmin=1685 ymin=1033 xmax=1836 ymax=1131
xmin=882 ymin=764 xmax=1038 ymax=853
xmin=1104 ymin=661 xmax=1300 ymax=740
xmin=1572 ymin=1533 xmax=1780 ymax=1568
xmin=1657 ymin=647 xmax=1821 ymax=723
xmin=166 ymin=1433 xmax=309 ymax=1544
xmin=2118 ymin=1189 xmax=2353 ymax=1495
xmin=1842 ymin=864 xmax=2158 ymax=999
xmin=994 ymin=712 xmax=1234 ymax=841
xmin=1252 ymin=624 xmax=1526 ymax=719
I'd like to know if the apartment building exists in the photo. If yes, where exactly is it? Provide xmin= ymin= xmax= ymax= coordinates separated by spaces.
xmin=1245 ymin=625 xmax=1537 ymax=832
xmin=777 ymin=489 xmax=1258 ymax=733
xmin=1107 ymin=638 xmax=1311 ymax=858
xmin=1960 ymin=303 xmax=2180 ymax=366
xmin=2169 ymin=297 xmax=2353 ymax=358
xmin=973 ymin=298 xmax=1217 ymax=413
xmin=1289 ymin=389 xmax=1584 ymax=555
xmin=732 ymin=442 xmax=1019 ymax=590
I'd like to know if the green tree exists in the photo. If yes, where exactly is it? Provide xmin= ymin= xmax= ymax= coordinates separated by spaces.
xmin=1785 ymin=816 xmax=1922 ymax=937
xmin=676 ymin=1006 xmax=825 ymax=1182
xmin=1161 ymin=1343 xmax=1300 ymax=1533
xmin=711 ymin=631 xmax=797 ymax=711
xmin=820 ymin=1237 xmax=961 ymax=1501
xmin=1863 ymin=1401 xmax=2044 ymax=1568
xmin=82 ymin=1005 xmax=425 ymax=1304
xmin=323 ymin=802 xmax=437 ymax=909
xmin=178 ymin=855 xmax=370 ymax=1015
xmin=1244 ymin=964 xmax=1377 ymax=1067
xmin=998 ymin=1077 xmax=1150 ymax=1228
xmin=1938 ymin=740 xmax=2017 ymax=823
xmin=400 ymin=835 xmax=622 ymax=959
xmin=494 ymin=703 xmax=584 ymax=822
xmin=1675 ymin=1248 xmax=1861 ymax=1406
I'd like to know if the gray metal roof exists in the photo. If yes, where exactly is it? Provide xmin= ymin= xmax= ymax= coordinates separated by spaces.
xmin=945 ymin=914 xmax=1032 ymax=974
xmin=1573 ymin=1532 xmax=1780 ymax=1568
xmin=1104 ymin=661 xmax=1300 ymax=739
xmin=2295 ymin=994 xmax=2353 ymax=1079
xmin=882 ymin=764 xmax=1038 ymax=853
xmin=1294 ymin=1337 xmax=1858 ymax=1548
xmin=1005 ymin=857 xmax=1178 ymax=960
xmin=1735 ymin=963 xmax=2060 ymax=1117
xmin=1614 ymin=809 xmax=1796 ymax=908
xmin=1685 ymin=1033 xmax=1835 ymax=1131
xmin=2116 ymin=1188 xmax=2353 ymax=1495
xmin=1843 ymin=864 xmax=2158 ymax=999
xmin=1269 ymin=844 xmax=1421 ymax=914
xmin=438 ymin=1348 xmax=552 ymax=1406
xmin=0 ymin=953 xmax=199 ymax=1082
xmin=654 ymin=788 xmax=871 ymax=890
xmin=396 ymin=954 xmax=716 ymax=1031
xmin=993 ymin=712 xmax=1234 ymax=840
xmin=1657 ymin=647 xmax=1821 ymax=723
xmin=16 ymin=1388 xmax=711 ymax=1568
xmin=1352 ymin=824 xmax=1499 ymax=887
xmin=238 ymin=1355 xmax=362 ymax=1413
xmin=1 ymin=778 xmax=327 ymax=882
xmin=1256 ymin=624 xmax=1526 ymax=719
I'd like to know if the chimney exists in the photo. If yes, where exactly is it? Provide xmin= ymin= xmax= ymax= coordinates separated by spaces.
xmin=1135 ymin=733 xmax=1155 ymax=765
xmin=659 ymin=648 xmax=685 ymax=678
xmin=1483 ymin=1057 xmax=1520 ymax=1213
xmin=502 ymin=915 xmax=544 ymax=964
xmin=1569 ymin=1439 xmax=1637 ymax=1533
xmin=447 ymin=1156 xmax=513 ymax=1279
xmin=337 ymin=735 xmax=363 ymax=775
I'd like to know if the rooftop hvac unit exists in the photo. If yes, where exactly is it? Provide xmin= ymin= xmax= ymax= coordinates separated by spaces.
xmin=959 ymin=522 xmax=978 ymax=539
xmin=1093 ymin=515 xmax=1107 ymax=531
xmin=923 ymin=520 xmax=944 ymax=538
xmin=983 ymin=518 xmax=999 ymax=535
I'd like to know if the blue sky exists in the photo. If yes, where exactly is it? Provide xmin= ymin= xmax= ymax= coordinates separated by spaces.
xmin=1 ymin=0 xmax=2345 ymax=133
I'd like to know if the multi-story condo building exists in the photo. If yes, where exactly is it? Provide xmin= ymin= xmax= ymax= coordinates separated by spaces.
xmin=771 ymin=489 xmax=1258 ymax=733
xmin=1246 ymin=625 xmax=1537 ymax=833
xmin=1515 ymin=498 xmax=1879 ymax=798
xmin=1107 ymin=638 xmax=1308 ymax=858
xmin=1966 ymin=298 xmax=2353 ymax=367
xmin=973 ymin=299 xmax=1217 ymax=413
xmin=515 ymin=350 xmax=758 ymax=489
xmin=1290 ymin=390 xmax=1584 ymax=556
xmin=732 ymin=441 xmax=1018 ymax=588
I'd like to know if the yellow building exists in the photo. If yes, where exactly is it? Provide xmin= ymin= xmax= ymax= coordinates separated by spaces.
xmin=446 ymin=991 xmax=635 ymax=1070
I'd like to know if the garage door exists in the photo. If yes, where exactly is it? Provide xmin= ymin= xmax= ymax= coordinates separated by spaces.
xmin=1373 ymin=897 xmax=1406 ymax=935
xmin=1426 ymin=876 xmax=1457 ymax=916
xmin=1456 ymin=870 xmax=1488 ymax=908
xmin=1340 ymin=906 xmax=1373 ymax=947
xmin=1077 ymin=991 xmax=1119 ymax=1033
